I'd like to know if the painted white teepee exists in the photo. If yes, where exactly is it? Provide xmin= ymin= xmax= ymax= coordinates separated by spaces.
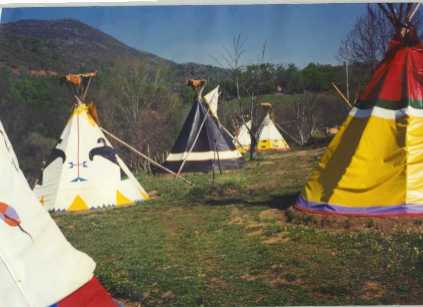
xmin=34 ymin=73 xmax=149 ymax=212
xmin=257 ymin=113 xmax=290 ymax=151
xmin=34 ymin=102 xmax=150 ymax=212
xmin=235 ymin=120 xmax=252 ymax=152
xmin=0 ymin=120 xmax=96 ymax=306
xmin=235 ymin=115 xmax=290 ymax=152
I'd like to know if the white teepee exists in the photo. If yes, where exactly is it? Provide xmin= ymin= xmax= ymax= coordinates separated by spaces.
xmin=235 ymin=120 xmax=252 ymax=152
xmin=0 ymin=120 xmax=96 ymax=306
xmin=235 ymin=115 xmax=290 ymax=152
xmin=34 ymin=73 xmax=149 ymax=211
xmin=34 ymin=102 xmax=150 ymax=212
xmin=257 ymin=113 xmax=290 ymax=151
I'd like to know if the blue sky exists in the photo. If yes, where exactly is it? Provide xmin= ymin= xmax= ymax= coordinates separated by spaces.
xmin=1 ymin=4 xmax=367 ymax=67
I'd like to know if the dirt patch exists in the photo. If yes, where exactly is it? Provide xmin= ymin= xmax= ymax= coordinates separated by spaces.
xmin=240 ymin=268 xmax=304 ymax=289
xmin=286 ymin=207 xmax=423 ymax=234
xmin=360 ymin=281 xmax=385 ymax=300
xmin=240 ymin=274 xmax=259 ymax=281
xmin=248 ymin=230 xmax=264 ymax=237
xmin=269 ymin=276 xmax=304 ymax=288
xmin=229 ymin=208 xmax=291 ymax=245
xmin=259 ymin=209 xmax=285 ymax=222
xmin=209 ymin=277 xmax=229 ymax=288
xmin=246 ymin=222 xmax=263 ymax=231
xmin=118 ymin=300 xmax=143 ymax=307
xmin=229 ymin=208 xmax=250 ymax=225
xmin=161 ymin=290 xmax=176 ymax=300
xmin=263 ymin=232 xmax=290 ymax=245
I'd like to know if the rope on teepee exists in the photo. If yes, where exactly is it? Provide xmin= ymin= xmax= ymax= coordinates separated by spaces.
xmin=101 ymin=128 xmax=193 ymax=185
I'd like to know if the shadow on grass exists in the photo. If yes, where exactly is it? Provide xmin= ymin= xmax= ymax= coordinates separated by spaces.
xmin=205 ymin=191 xmax=299 ymax=211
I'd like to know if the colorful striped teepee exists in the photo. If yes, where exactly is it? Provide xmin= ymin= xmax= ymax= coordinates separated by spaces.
xmin=296 ymin=3 xmax=423 ymax=217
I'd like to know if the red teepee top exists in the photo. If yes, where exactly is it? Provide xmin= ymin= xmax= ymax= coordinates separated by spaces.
xmin=357 ymin=31 xmax=423 ymax=110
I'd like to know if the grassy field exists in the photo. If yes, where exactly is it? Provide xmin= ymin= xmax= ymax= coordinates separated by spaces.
xmin=54 ymin=148 xmax=423 ymax=306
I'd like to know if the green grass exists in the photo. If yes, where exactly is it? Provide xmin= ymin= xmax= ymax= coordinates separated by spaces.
xmin=53 ymin=148 xmax=423 ymax=306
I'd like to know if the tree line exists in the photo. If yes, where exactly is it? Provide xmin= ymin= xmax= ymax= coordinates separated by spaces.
xmin=2 ymin=3 xmax=418 ymax=181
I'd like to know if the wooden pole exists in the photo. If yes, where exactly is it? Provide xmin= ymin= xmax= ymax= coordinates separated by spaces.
xmin=331 ymin=82 xmax=353 ymax=109
xmin=147 ymin=144 xmax=152 ymax=174
xmin=409 ymin=3 xmax=421 ymax=22
xmin=101 ymin=127 xmax=193 ymax=185
xmin=82 ymin=76 xmax=93 ymax=101
xmin=345 ymin=61 xmax=350 ymax=102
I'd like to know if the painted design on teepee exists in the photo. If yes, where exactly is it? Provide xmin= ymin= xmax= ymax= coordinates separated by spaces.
xmin=0 ymin=202 xmax=32 ymax=238
xmin=295 ymin=3 xmax=423 ymax=217
xmin=34 ymin=72 xmax=149 ymax=212
xmin=68 ymin=195 xmax=89 ymax=211
xmin=39 ymin=196 xmax=45 ymax=206
xmin=70 ymin=111 xmax=88 ymax=183
xmin=256 ymin=113 xmax=290 ymax=152
xmin=45 ymin=139 xmax=66 ymax=169
xmin=89 ymin=137 xmax=118 ymax=165
xmin=116 ymin=191 xmax=134 ymax=207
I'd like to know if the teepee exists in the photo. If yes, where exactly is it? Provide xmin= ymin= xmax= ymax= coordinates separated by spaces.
xmin=296 ymin=3 xmax=423 ymax=217
xmin=256 ymin=107 xmax=290 ymax=152
xmin=162 ymin=80 xmax=244 ymax=173
xmin=0 ymin=120 xmax=117 ymax=307
xmin=34 ymin=72 xmax=149 ymax=212
xmin=235 ymin=104 xmax=290 ymax=152
xmin=235 ymin=120 xmax=252 ymax=152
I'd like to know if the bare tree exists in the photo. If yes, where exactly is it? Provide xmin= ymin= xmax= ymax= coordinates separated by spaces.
xmin=339 ymin=4 xmax=393 ymax=68
xmin=211 ymin=33 xmax=247 ymax=100
xmin=242 ymin=41 xmax=271 ymax=160
xmin=339 ymin=4 xmax=422 ymax=68
xmin=293 ymin=92 xmax=319 ymax=146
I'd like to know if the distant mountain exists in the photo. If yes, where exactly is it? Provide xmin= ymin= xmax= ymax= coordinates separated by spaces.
xmin=0 ymin=19 xmax=229 ymax=82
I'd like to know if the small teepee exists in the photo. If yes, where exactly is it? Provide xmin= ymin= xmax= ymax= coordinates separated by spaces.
xmin=256 ymin=105 xmax=290 ymax=152
xmin=162 ymin=80 xmax=244 ymax=173
xmin=235 ymin=120 xmax=253 ymax=153
xmin=296 ymin=3 xmax=423 ymax=217
xmin=34 ymin=72 xmax=149 ymax=212
xmin=235 ymin=103 xmax=290 ymax=152
xmin=0 ymin=120 xmax=117 ymax=307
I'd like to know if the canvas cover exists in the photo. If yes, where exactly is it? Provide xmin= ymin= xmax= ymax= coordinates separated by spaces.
xmin=162 ymin=97 xmax=244 ymax=173
xmin=50 ymin=277 xmax=117 ymax=307
xmin=235 ymin=120 xmax=252 ymax=152
xmin=0 ymin=120 xmax=96 ymax=307
xmin=257 ymin=114 xmax=290 ymax=151
xmin=204 ymin=85 xmax=220 ymax=119
xmin=297 ymin=36 xmax=423 ymax=216
xmin=235 ymin=115 xmax=290 ymax=152
xmin=34 ymin=103 xmax=149 ymax=211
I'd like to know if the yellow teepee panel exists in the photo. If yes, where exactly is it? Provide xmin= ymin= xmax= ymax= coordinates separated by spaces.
xmin=140 ymin=191 xmax=151 ymax=200
xmin=68 ymin=195 xmax=89 ymax=211
xmin=116 ymin=190 xmax=134 ymax=207
xmin=304 ymin=114 xmax=406 ymax=208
